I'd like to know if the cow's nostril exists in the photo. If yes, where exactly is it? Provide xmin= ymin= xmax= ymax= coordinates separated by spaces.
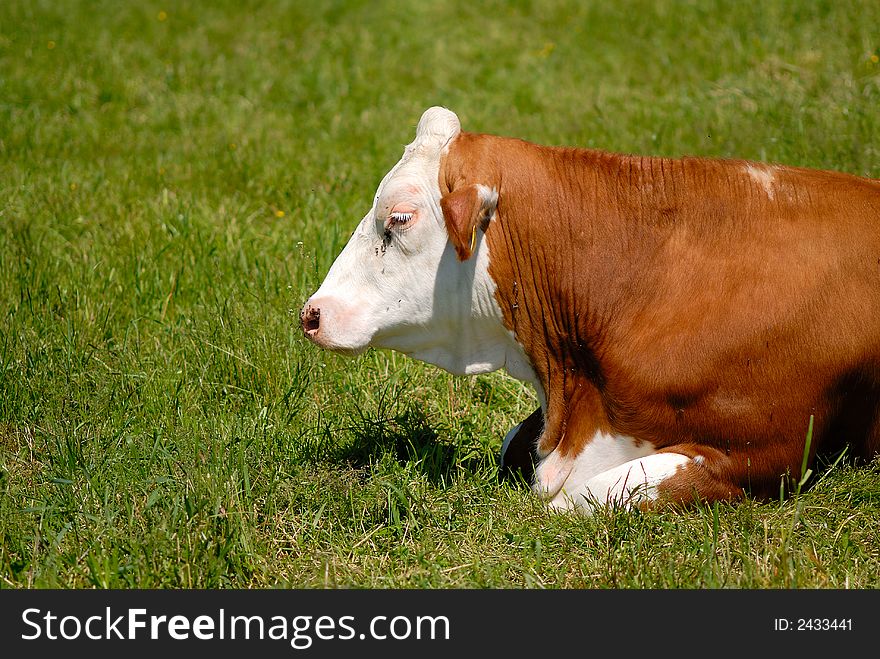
xmin=302 ymin=306 xmax=320 ymax=335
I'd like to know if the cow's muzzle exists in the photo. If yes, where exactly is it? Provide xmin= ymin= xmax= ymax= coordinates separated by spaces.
xmin=299 ymin=296 xmax=370 ymax=354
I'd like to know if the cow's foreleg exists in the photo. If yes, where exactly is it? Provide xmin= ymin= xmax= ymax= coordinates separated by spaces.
xmin=548 ymin=452 xmax=692 ymax=512
xmin=544 ymin=446 xmax=745 ymax=513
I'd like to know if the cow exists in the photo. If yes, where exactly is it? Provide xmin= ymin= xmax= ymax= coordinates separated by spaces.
xmin=301 ymin=106 xmax=880 ymax=513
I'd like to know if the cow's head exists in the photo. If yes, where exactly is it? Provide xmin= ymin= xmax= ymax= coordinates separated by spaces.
xmin=300 ymin=107 xmax=506 ymax=376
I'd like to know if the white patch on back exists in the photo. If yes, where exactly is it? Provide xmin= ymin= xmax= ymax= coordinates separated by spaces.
xmin=745 ymin=164 xmax=777 ymax=200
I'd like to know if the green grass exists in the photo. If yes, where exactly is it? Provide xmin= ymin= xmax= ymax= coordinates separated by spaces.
xmin=1 ymin=0 xmax=879 ymax=588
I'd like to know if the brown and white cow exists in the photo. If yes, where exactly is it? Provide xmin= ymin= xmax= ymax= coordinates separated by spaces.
xmin=301 ymin=106 xmax=880 ymax=512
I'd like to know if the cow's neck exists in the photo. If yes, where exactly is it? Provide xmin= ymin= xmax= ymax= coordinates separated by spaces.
xmin=452 ymin=133 xmax=649 ymax=458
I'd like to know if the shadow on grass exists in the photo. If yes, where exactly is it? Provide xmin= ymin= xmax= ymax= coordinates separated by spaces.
xmin=325 ymin=404 xmax=494 ymax=486
xmin=313 ymin=397 xmax=544 ymax=489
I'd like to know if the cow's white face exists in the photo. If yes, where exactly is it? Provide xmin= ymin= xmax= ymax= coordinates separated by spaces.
xmin=301 ymin=107 xmax=519 ymax=377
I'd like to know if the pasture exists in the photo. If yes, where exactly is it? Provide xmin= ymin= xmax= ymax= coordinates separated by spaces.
xmin=1 ymin=0 xmax=879 ymax=588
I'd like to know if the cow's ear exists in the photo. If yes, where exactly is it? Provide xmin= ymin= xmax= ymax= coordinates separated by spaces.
xmin=440 ymin=184 xmax=497 ymax=261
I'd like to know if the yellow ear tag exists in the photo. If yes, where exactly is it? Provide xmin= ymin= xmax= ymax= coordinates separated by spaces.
xmin=470 ymin=226 xmax=477 ymax=254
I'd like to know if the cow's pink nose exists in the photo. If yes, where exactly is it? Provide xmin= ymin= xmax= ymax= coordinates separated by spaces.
xmin=301 ymin=304 xmax=321 ymax=337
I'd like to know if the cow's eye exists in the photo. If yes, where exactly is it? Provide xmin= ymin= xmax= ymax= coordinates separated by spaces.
xmin=388 ymin=211 xmax=414 ymax=226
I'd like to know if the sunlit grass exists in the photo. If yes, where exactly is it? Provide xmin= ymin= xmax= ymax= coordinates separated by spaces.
xmin=1 ymin=0 xmax=878 ymax=588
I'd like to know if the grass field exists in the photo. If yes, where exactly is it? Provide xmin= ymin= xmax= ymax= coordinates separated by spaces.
xmin=1 ymin=0 xmax=879 ymax=588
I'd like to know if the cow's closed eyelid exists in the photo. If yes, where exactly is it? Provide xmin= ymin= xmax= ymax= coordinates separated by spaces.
xmin=385 ymin=210 xmax=416 ymax=230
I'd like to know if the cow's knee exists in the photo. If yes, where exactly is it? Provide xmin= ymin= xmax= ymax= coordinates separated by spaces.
xmin=652 ymin=450 xmax=745 ymax=505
